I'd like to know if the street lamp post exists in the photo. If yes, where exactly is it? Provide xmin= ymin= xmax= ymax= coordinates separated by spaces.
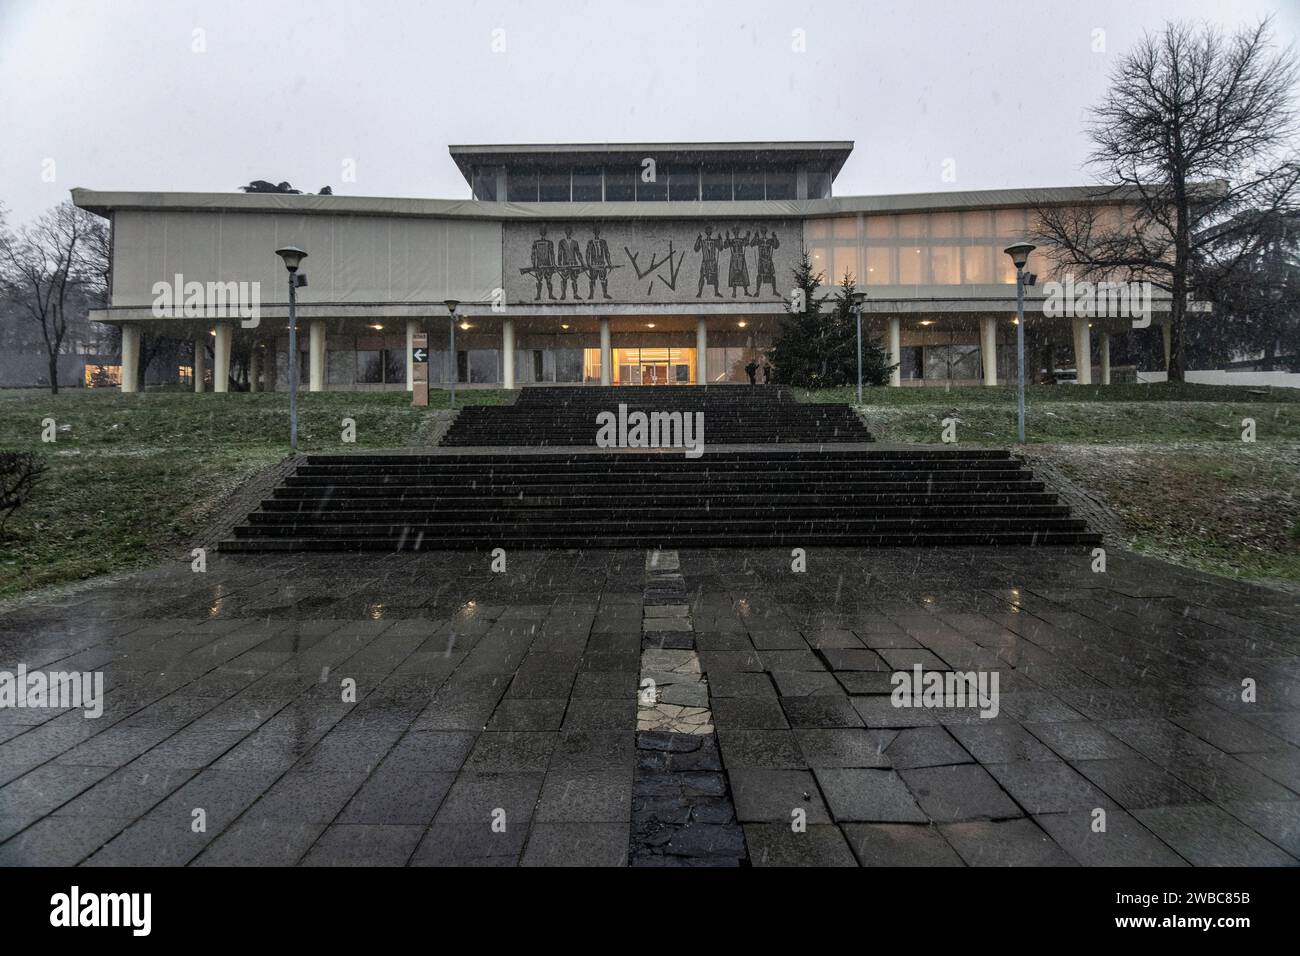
xmin=851 ymin=290 xmax=868 ymax=406
xmin=444 ymin=300 xmax=459 ymax=408
xmin=1003 ymin=242 xmax=1036 ymax=445
xmin=275 ymin=245 xmax=308 ymax=451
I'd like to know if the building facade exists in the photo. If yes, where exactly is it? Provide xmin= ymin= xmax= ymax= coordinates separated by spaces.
xmin=74 ymin=141 xmax=1172 ymax=393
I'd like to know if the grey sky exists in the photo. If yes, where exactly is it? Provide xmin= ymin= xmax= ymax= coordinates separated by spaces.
xmin=2 ymin=0 xmax=1297 ymax=225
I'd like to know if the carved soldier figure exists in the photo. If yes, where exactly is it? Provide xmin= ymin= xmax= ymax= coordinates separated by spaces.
xmin=724 ymin=225 xmax=753 ymax=298
xmin=751 ymin=226 xmax=780 ymax=296
xmin=531 ymin=225 xmax=556 ymax=300
xmin=694 ymin=225 xmax=724 ymax=298
xmin=557 ymin=225 xmax=585 ymax=300
xmin=585 ymin=224 xmax=613 ymax=300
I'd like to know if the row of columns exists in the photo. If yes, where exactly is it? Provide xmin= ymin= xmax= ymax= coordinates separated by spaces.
xmin=118 ymin=313 xmax=1138 ymax=393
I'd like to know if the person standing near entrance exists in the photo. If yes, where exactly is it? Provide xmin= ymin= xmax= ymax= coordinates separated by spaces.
xmin=762 ymin=360 xmax=771 ymax=385
xmin=745 ymin=358 xmax=759 ymax=385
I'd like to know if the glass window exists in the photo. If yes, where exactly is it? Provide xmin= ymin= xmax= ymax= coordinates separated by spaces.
xmin=554 ymin=349 xmax=584 ymax=382
xmin=456 ymin=350 xmax=468 ymax=383
xmin=384 ymin=349 xmax=405 ymax=384
xmin=356 ymin=350 xmax=383 ymax=384
xmin=765 ymin=164 xmax=796 ymax=200
xmin=538 ymin=169 xmax=570 ymax=202
xmin=962 ymin=245 xmax=993 ymax=284
xmin=427 ymin=349 xmax=448 ymax=383
xmin=636 ymin=168 xmax=667 ymax=201
xmin=733 ymin=165 xmax=764 ymax=201
xmin=572 ymin=166 xmax=602 ymax=201
xmin=864 ymin=246 xmax=892 ymax=284
xmin=604 ymin=166 xmax=637 ymax=201
xmin=930 ymin=247 xmax=959 ymax=284
xmin=701 ymin=164 xmax=731 ymax=201
xmin=806 ymin=168 xmax=832 ymax=199
xmin=506 ymin=167 xmax=538 ymax=202
xmin=899 ymin=247 xmax=922 ymax=284
xmin=468 ymin=349 xmax=499 ymax=383
xmin=471 ymin=168 xmax=498 ymax=201
xmin=325 ymin=350 xmax=350 ymax=385
xmin=667 ymin=164 xmax=699 ymax=202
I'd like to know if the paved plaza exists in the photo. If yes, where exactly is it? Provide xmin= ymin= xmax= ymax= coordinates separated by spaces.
xmin=0 ymin=545 xmax=1296 ymax=866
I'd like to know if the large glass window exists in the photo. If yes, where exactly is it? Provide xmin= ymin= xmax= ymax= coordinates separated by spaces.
xmin=765 ymin=164 xmax=796 ymax=200
xmin=805 ymin=165 xmax=832 ymax=199
xmin=604 ymin=166 xmax=637 ymax=201
xmin=356 ymin=350 xmax=383 ymax=384
xmin=554 ymin=349 xmax=584 ymax=382
xmin=733 ymin=165 xmax=764 ymax=201
xmin=572 ymin=166 xmax=602 ymax=201
xmin=468 ymin=349 xmax=499 ymax=384
xmin=636 ymin=169 xmax=667 ymax=201
xmin=471 ymin=168 xmax=498 ymax=201
xmin=667 ymin=164 xmax=699 ymax=202
xmin=355 ymin=349 xmax=405 ymax=384
xmin=506 ymin=167 xmax=538 ymax=202
xmin=538 ymin=169 xmax=570 ymax=202
xmin=701 ymin=164 xmax=732 ymax=201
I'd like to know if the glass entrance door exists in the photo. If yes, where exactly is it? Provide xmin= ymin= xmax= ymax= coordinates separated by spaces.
xmin=613 ymin=347 xmax=695 ymax=384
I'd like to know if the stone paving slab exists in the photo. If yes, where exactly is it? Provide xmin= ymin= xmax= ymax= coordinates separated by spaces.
xmin=0 ymin=545 xmax=1296 ymax=866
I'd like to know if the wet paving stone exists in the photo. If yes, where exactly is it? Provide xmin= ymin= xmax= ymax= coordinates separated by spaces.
xmin=0 ymin=545 xmax=1294 ymax=865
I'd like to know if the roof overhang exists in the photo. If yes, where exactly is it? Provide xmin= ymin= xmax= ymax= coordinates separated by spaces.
xmin=448 ymin=141 xmax=855 ymax=185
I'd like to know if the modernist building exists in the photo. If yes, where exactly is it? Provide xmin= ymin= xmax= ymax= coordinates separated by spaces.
xmin=74 ymin=141 xmax=1170 ymax=393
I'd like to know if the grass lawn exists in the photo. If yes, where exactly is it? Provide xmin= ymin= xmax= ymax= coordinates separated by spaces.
xmin=2 ymin=383 xmax=1296 ymax=599
xmin=802 ymin=382 xmax=1300 ymax=587
xmin=0 ymin=388 xmax=509 ymax=599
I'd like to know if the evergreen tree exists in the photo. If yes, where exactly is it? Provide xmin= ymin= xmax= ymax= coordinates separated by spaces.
xmin=830 ymin=272 xmax=897 ymax=387
xmin=769 ymin=251 xmax=896 ymax=388
xmin=769 ymin=249 xmax=841 ymax=387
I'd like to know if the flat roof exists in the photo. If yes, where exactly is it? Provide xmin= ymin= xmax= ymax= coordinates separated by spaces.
xmin=448 ymin=141 xmax=856 ymax=185
xmin=72 ymin=184 xmax=1136 ymax=221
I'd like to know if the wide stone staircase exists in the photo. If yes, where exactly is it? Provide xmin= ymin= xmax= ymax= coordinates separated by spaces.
xmin=220 ymin=448 xmax=1101 ymax=551
xmin=439 ymin=385 xmax=872 ymax=445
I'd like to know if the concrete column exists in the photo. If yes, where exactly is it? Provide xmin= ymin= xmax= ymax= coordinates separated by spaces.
xmin=309 ymin=320 xmax=326 ymax=392
xmin=1071 ymin=318 xmax=1092 ymax=385
xmin=599 ymin=318 xmax=612 ymax=386
xmin=193 ymin=336 xmax=207 ymax=392
xmin=501 ymin=317 xmax=515 ymax=389
xmin=1162 ymin=323 xmax=1172 ymax=370
xmin=1100 ymin=333 xmax=1111 ymax=385
xmin=213 ymin=322 xmax=232 ymax=393
xmin=248 ymin=346 xmax=260 ymax=393
xmin=887 ymin=317 xmax=901 ymax=387
xmin=979 ymin=315 xmax=998 ymax=386
xmin=696 ymin=319 xmax=708 ymax=386
xmin=405 ymin=319 xmax=419 ymax=392
xmin=120 ymin=324 xmax=141 ymax=393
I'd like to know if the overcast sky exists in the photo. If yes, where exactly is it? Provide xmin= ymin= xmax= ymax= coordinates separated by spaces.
xmin=2 ymin=0 xmax=1297 ymax=225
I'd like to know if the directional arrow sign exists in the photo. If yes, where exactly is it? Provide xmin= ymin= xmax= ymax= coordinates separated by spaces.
xmin=412 ymin=347 xmax=428 ymax=363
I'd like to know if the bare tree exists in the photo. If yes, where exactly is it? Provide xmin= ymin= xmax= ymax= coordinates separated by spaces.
xmin=0 ymin=201 xmax=109 ymax=393
xmin=1035 ymin=19 xmax=1300 ymax=381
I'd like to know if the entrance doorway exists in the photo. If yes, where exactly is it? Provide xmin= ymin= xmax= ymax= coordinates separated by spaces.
xmin=613 ymin=347 xmax=695 ymax=385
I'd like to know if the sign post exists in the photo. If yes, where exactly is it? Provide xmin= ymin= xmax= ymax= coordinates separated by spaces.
xmin=411 ymin=333 xmax=429 ymax=407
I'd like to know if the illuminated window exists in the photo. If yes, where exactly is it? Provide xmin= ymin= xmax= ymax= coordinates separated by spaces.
xmin=85 ymin=364 xmax=122 ymax=387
